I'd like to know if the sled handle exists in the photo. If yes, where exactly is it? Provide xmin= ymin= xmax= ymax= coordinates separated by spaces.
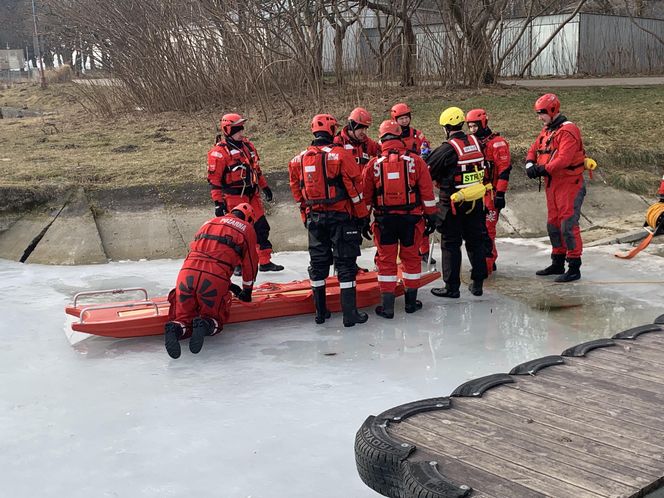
xmin=79 ymin=301 xmax=160 ymax=323
xmin=73 ymin=287 xmax=149 ymax=307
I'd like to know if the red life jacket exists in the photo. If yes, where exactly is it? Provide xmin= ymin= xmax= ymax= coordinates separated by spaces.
xmin=214 ymin=142 xmax=259 ymax=196
xmin=448 ymin=135 xmax=486 ymax=189
xmin=372 ymin=150 xmax=419 ymax=212
xmin=300 ymin=146 xmax=348 ymax=206
xmin=535 ymin=121 xmax=585 ymax=173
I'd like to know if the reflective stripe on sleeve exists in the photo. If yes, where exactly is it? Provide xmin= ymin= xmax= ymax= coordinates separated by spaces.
xmin=242 ymin=280 xmax=253 ymax=286
xmin=423 ymin=199 xmax=437 ymax=207
xmin=211 ymin=151 xmax=224 ymax=158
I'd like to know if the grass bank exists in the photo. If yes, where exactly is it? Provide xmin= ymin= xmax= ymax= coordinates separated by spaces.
xmin=1 ymin=82 xmax=663 ymax=205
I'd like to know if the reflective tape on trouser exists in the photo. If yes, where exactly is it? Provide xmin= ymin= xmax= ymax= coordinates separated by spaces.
xmin=339 ymin=281 xmax=356 ymax=289
xmin=310 ymin=279 xmax=326 ymax=288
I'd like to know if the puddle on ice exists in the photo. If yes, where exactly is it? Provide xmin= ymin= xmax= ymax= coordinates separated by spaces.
xmin=1 ymin=239 xmax=663 ymax=497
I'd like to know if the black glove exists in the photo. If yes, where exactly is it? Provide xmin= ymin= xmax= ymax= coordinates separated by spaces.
xmin=526 ymin=163 xmax=547 ymax=179
xmin=424 ymin=214 xmax=437 ymax=236
xmin=238 ymin=288 xmax=252 ymax=303
xmin=359 ymin=217 xmax=372 ymax=240
xmin=214 ymin=200 xmax=227 ymax=217
xmin=229 ymin=283 xmax=242 ymax=297
xmin=494 ymin=192 xmax=506 ymax=212
xmin=263 ymin=186 xmax=273 ymax=202
xmin=659 ymin=193 xmax=664 ymax=203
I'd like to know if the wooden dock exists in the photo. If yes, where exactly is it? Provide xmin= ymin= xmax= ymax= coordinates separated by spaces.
xmin=355 ymin=317 xmax=664 ymax=498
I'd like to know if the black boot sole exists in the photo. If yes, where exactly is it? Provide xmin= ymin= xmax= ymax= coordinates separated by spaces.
xmin=555 ymin=273 xmax=581 ymax=283
xmin=164 ymin=326 xmax=181 ymax=359
xmin=344 ymin=311 xmax=369 ymax=327
xmin=431 ymin=288 xmax=460 ymax=298
xmin=189 ymin=319 xmax=209 ymax=354
xmin=405 ymin=301 xmax=423 ymax=313
xmin=375 ymin=306 xmax=394 ymax=319
xmin=535 ymin=269 xmax=565 ymax=276
xmin=315 ymin=311 xmax=332 ymax=324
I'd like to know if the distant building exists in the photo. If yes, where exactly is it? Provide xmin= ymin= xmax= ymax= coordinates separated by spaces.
xmin=321 ymin=11 xmax=664 ymax=78
xmin=0 ymin=49 xmax=25 ymax=71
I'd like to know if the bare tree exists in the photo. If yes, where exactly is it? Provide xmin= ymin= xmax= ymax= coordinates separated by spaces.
xmin=365 ymin=0 xmax=423 ymax=86
xmin=321 ymin=0 xmax=365 ymax=85
xmin=518 ymin=0 xmax=588 ymax=77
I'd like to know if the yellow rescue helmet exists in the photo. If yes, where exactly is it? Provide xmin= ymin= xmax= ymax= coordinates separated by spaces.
xmin=439 ymin=107 xmax=465 ymax=127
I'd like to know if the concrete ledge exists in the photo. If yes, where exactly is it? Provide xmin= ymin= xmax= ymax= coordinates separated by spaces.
xmin=0 ymin=184 xmax=658 ymax=265
xmin=28 ymin=188 xmax=107 ymax=265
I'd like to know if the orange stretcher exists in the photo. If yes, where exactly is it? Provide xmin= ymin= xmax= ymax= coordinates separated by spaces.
xmin=65 ymin=270 xmax=441 ymax=338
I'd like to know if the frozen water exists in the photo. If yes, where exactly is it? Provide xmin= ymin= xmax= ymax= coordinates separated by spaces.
xmin=1 ymin=239 xmax=663 ymax=497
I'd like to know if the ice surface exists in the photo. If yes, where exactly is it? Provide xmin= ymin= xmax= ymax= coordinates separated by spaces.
xmin=1 ymin=239 xmax=663 ymax=498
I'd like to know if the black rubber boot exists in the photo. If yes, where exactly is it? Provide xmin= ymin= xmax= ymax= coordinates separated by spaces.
xmin=259 ymin=262 xmax=284 ymax=272
xmin=189 ymin=317 xmax=214 ymax=354
xmin=536 ymin=254 xmax=566 ymax=276
xmin=313 ymin=286 xmax=331 ymax=324
xmin=555 ymin=258 xmax=581 ymax=283
xmin=341 ymin=287 xmax=368 ymax=327
xmin=164 ymin=322 xmax=184 ymax=359
xmin=404 ymin=288 xmax=423 ymax=313
xmin=233 ymin=265 xmax=242 ymax=276
xmin=468 ymin=280 xmax=484 ymax=296
xmin=375 ymin=292 xmax=395 ymax=319
xmin=431 ymin=287 xmax=460 ymax=299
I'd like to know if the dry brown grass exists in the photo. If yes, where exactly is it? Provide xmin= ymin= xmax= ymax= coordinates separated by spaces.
xmin=1 ymin=82 xmax=663 ymax=195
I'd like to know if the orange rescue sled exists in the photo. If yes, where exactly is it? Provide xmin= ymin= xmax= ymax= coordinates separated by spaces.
xmin=65 ymin=270 xmax=440 ymax=339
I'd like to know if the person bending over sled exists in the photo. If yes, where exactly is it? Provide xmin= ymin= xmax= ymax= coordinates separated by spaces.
xmin=164 ymin=203 xmax=258 ymax=359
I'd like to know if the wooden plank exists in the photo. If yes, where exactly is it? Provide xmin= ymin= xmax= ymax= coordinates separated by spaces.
xmin=560 ymin=357 xmax=664 ymax=397
xmin=392 ymin=420 xmax=606 ymax=498
xmin=477 ymin=387 xmax=664 ymax=467
xmin=542 ymin=363 xmax=664 ymax=408
xmin=582 ymin=348 xmax=664 ymax=382
xmin=508 ymin=375 xmax=664 ymax=432
xmin=560 ymin=356 xmax=664 ymax=393
xmin=630 ymin=333 xmax=664 ymax=346
xmin=524 ymin=371 xmax=664 ymax=430
xmin=608 ymin=341 xmax=664 ymax=367
xmin=414 ymin=407 xmax=650 ymax=492
xmin=451 ymin=397 xmax=662 ymax=479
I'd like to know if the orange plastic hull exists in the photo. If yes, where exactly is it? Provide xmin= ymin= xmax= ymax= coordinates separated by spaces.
xmin=66 ymin=270 xmax=440 ymax=338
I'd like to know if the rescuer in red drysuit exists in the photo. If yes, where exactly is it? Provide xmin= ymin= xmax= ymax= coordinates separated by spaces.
xmin=466 ymin=108 xmax=512 ymax=275
xmin=390 ymin=102 xmax=435 ymax=264
xmin=658 ymin=174 xmax=664 ymax=202
xmin=288 ymin=113 xmax=371 ymax=328
xmin=207 ymin=113 xmax=283 ymax=273
xmin=334 ymin=107 xmax=379 ymax=170
xmin=526 ymin=93 xmax=587 ymax=282
xmin=164 ymin=203 xmax=258 ymax=359
xmin=363 ymin=120 xmax=438 ymax=318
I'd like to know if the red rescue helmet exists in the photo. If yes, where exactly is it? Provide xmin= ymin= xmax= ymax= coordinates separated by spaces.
xmin=378 ymin=120 xmax=402 ymax=140
xmin=220 ymin=113 xmax=247 ymax=136
xmin=311 ymin=114 xmax=338 ymax=135
xmin=390 ymin=102 xmax=411 ymax=119
xmin=534 ymin=93 xmax=560 ymax=118
xmin=348 ymin=107 xmax=372 ymax=129
xmin=231 ymin=202 xmax=255 ymax=224
xmin=466 ymin=108 xmax=488 ymax=129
